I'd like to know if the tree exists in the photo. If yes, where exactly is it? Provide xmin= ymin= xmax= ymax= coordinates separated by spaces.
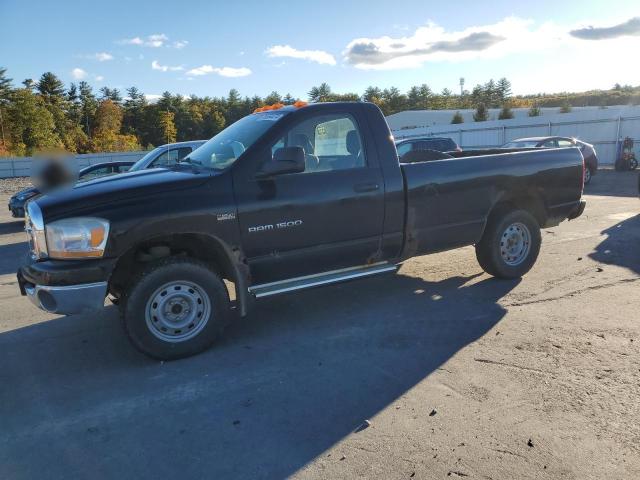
xmin=0 ymin=67 xmax=13 ymax=148
xmin=36 ymin=72 xmax=65 ymax=101
xmin=559 ymin=101 xmax=572 ymax=113
xmin=264 ymin=91 xmax=282 ymax=105
xmin=528 ymin=104 xmax=541 ymax=117
xmin=92 ymin=99 xmax=140 ymax=152
xmin=78 ymin=81 xmax=98 ymax=137
xmin=158 ymin=110 xmax=177 ymax=144
xmin=451 ymin=111 xmax=464 ymax=124
xmin=6 ymin=88 xmax=61 ymax=155
xmin=308 ymin=83 xmax=332 ymax=102
xmin=498 ymin=105 xmax=514 ymax=120
xmin=473 ymin=103 xmax=489 ymax=122
xmin=496 ymin=78 xmax=512 ymax=103
xmin=282 ymin=93 xmax=295 ymax=105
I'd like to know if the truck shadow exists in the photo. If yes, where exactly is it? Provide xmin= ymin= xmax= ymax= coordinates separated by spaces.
xmin=0 ymin=219 xmax=24 ymax=235
xmin=589 ymin=214 xmax=640 ymax=275
xmin=0 ymin=270 xmax=518 ymax=479
xmin=0 ymin=240 xmax=29 ymax=275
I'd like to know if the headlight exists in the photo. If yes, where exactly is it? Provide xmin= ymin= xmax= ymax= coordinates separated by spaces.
xmin=45 ymin=217 xmax=110 ymax=259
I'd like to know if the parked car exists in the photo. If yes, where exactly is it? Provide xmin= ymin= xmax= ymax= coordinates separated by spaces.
xmin=128 ymin=140 xmax=207 ymax=172
xmin=502 ymin=136 xmax=598 ymax=184
xmin=396 ymin=136 xmax=461 ymax=158
xmin=18 ymin=102 xmax=585 ymax=360
xmin=7 ymin=161 xmax=134 ymax=218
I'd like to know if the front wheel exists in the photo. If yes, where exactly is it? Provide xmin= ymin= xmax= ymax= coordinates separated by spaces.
xmin=475 ymin=209 xmax=541 ymax=279
xmin=122 ymin=257 xmax=231 ymax=360
xmin=630 ymin=158 xmax=638 ymax=170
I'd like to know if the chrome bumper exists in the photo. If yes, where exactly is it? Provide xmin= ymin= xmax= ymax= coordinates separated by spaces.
xmin=25 ymin=281 xmax=108 ymax=315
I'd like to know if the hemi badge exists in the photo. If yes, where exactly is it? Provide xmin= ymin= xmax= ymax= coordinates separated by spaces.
xmin=217 ymin=213 xmax=236 ymax=221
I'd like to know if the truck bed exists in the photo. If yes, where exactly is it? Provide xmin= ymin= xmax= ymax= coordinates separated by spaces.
xmin=400 ymin=147 xmax=584 ymax=257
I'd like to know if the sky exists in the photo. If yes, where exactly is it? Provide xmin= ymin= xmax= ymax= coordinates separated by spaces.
xmin=1 ymin=0 xmax=638 ymax=101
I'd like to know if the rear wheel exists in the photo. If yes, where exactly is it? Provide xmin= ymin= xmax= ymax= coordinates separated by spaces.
xmin=122 ymin=257 xmax=231 ymax=360
xmin=584 ymin=167 xmax=592 ymax=184
xmin=475 ymin=208 xmax=541 ymax=278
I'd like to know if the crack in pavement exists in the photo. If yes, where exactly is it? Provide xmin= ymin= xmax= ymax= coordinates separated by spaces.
xmin=503 ymin=277 xmax=640 ymax=307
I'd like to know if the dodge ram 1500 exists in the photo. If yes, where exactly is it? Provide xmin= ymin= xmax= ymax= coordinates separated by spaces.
xmin=18 ymin=101 xmax=586 ymax=359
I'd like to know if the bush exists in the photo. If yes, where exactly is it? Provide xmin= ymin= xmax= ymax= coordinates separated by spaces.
xmin=498 ymin=105 xmax=514 ymax=120
xmin=473 ymin=103 xmax=488 ymax=122
xmin=451 ymin=111 xmax=464 ymax=124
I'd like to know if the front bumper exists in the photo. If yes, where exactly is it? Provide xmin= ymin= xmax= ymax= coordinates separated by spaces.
xmin=22 ymin=278 xmax=108 ymax=315
xmin=18 ymin=257 xmax=115 ymax=315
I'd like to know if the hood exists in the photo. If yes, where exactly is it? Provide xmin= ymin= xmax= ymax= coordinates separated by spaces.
xmin=35 ymin=167 xmax=211 ymax=219
xmin=12 ymin=186 xmax=40 ymax=199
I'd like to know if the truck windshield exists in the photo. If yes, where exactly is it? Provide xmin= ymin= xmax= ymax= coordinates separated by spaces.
xmin=129 ymin=147 xmax=163 ymax=171
xmin=184 ymin=111 xmax=287 ymax=171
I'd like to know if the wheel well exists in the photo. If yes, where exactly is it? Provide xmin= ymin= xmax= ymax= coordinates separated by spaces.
xmin=488 ymin=193 xmax=547 ymax=227
xmin=109 ymin=233 xmax=245 ymax=302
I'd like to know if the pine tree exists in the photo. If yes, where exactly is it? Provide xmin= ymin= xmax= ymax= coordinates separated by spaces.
xmin=559 ymin=101 xmax=572 ymax=113
xmin=451 ymin=111 xmax=464 ymax=124
xmin=282 ymin=93 xmax=295 ymax=105
xmin=528 ymin=104 xmax=541 ymax=117
xmin=78 ymin=81 xmax=98 ymax=137
xmin=36 ymin=72 xmax=65 ymax=101
xmin=264 ymin=91 xmax=282 ymax=105
xmin=473 ymin=103 xmax=489 ymax=122
xmin=496 ymin=78 xmax=512 ymax=103
xmin=308 ymin=83 xmax=331 ymax=102
xmin=498 ymin=105 xmax=514 ymax=120
xmin=0 ymin=67 xmax=12 ymax=149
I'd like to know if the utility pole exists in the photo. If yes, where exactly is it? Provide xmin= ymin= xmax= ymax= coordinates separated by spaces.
xmin=459 ymin=77 xmax=465 ymax=97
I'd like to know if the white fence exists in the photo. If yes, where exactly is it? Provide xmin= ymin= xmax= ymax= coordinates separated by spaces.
xmin=0 ymin=151 xmax=148 ymax=178
xmin=391 ymin=107 xmax=640 ymax=165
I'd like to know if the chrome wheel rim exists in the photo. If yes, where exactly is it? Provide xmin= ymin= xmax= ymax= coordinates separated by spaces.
xmin=584 ymin=168 xmax=591 ymax=183
xmin=500 ymin=222 xmax=531 ymax=266
xmin=145 ymin=281 xmax=211 ymax=343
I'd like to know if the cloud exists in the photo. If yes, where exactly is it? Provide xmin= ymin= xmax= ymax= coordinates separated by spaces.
xmin=266 ymin=45 xmax=336 ymax=65
xmin=185 ymin=65 xmax=252 ymax=77
xmin=343 ymin=20 xmax=522 ymax=69
xmin=151 ymin=60 xmax=184 ymax=72
xmin=570 ymin=17 xmax=640 ymax=40
xmin=94 ymin=75 xmax=104 ymax=82
xmin=71 ymin=68 xmax=87 ymax=80
xmin=92 ymin=52 xmax=113 ymax=61
xmin=172 ymin=40 xmax=189 ymax=49
xmin=145 ymin=94 xmax=162 ymax=102
xmin=118 ymin=33 xmax=169 ymax=47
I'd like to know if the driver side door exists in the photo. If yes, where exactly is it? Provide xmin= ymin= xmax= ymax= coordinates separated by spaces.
xmin=233 ymin=110 xmax=385 ymax=283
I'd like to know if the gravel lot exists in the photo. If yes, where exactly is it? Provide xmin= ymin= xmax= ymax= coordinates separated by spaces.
xmin=1 ymin=171 xmax=639 ymax=479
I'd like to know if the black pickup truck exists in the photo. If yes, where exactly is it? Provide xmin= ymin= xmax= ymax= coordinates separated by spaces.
xmin=18 ymin=102 xmax=586 ymax=359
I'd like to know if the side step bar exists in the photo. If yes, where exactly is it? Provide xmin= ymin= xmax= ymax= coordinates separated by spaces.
xmin=249 ymin=262 xmax=398 ymax=299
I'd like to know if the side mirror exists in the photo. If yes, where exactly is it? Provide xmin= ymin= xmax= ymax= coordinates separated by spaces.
xmin=256 ymin=147 xmax=305 ymax=178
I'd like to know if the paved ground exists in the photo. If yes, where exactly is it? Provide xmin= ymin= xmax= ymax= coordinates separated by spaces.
xmin=0 ymin=171 xmax=638 ymax=480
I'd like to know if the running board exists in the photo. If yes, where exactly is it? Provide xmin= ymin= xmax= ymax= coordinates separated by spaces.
xmin=248 ymin=262 xmax=398 ymax=298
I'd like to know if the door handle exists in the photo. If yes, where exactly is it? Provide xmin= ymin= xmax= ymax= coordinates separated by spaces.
xmin=354 ymin=182 xmax=380 ymax=193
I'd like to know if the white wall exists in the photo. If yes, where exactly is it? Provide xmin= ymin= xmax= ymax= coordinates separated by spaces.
xmin=0 ymin=151 xmax=148 ymax=178
xmin=389 ymin=106 xmax=640 ymax=165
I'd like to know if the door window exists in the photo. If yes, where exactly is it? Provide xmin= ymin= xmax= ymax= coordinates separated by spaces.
xmin=151 ymin=147 xmax=192 ymax=167
xmin=269 ymin=113 xmax=366 ymax=173
xmin=396 ymin=142 xmax=412 ymax=157
xmin=80 ymin=165 xmax=112 ymax=180
xmin=557 ymin=139 xmax=574 ymax=148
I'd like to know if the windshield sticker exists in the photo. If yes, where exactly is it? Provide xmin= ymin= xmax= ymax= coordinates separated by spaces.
xmin=256 ymin=113 xmax=285 ymax=122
